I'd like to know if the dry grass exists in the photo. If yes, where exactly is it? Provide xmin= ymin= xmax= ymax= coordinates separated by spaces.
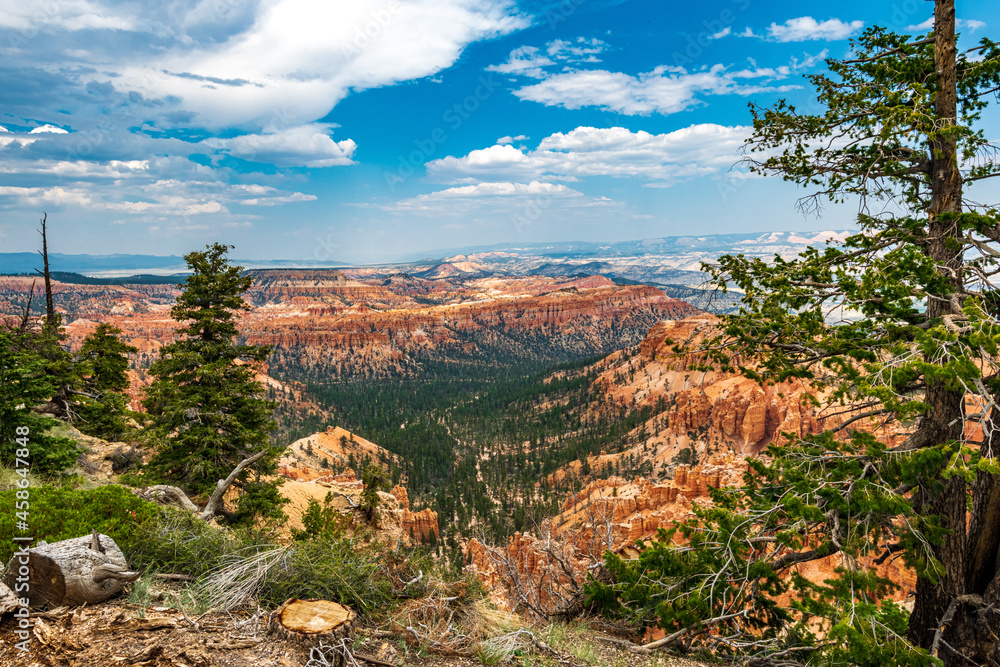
xmin=196 ymin=545 xmax=292 ymax=611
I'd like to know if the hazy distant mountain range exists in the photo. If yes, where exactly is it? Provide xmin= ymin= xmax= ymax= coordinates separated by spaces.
xmin=397 ymin=230 xmax=853 ymax=264
xmin=0 ymin=231 xmax=852 ymax=309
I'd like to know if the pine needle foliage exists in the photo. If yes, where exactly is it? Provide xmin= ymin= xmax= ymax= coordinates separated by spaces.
xmin=0 ymin=329 xmax=79 ymax=473
xmin=142 ymin=243 xmax=281 ymax=517
xmin=587 ymin=7 xmax=1000 ymax=665
xmin=76 ymin=322 xmax=138 ymax=440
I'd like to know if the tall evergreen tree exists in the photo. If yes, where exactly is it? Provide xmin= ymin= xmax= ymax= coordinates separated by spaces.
xmin=143 ymin=243 xmax=282 ymax=520
xmin=76 ymin=323 xmax=138 ymax=440
xmin=588 ymin=3 xmax=1000 ymax=664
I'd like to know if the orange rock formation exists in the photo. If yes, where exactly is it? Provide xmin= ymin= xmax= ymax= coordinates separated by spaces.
xmin=472 ymin=317 xmax=920 ymax=613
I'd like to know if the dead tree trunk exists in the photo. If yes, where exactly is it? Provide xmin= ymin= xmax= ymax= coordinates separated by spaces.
xmin=2 ymin=532 xmax=139 ymax=609
xmin=268 ymin=598 xmax=356 ymax=663
xmin=199 ymin=448 xmax=268 ymax=520
xmin=36 ymin=212 xmax=55 ymax=328
xmin=136 ymin=485 xmax=200 ymax=513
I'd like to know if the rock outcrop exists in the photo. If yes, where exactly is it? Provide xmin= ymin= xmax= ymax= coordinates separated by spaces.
xmin=470 ymin=455 xmax=916 ymax=613
xmin=272 ymin=428 xmax=439 ymax=545
xmin=543 ymin=316 xmax=910 ymax=490
xmin=472 ymin=317 xmax=920 ymax=614
xmin=2 ymin=272 xmax=702 ymax=392
xmin=390 ymin=485 xmax=441 ymax=543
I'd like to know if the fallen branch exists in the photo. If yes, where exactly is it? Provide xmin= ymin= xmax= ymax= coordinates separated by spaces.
xmin=200 ymin=449 xmax=269 ymax=520
xmin=642 ymin=608 xmax=750 ymax=650
xmin=354 ymin=654 xmax=400 ymax=667
xmin=153 ymin=573 xmax=195 ymax=582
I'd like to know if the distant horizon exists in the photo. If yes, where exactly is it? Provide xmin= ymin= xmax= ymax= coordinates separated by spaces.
xmin=0 ymin=228 xmax=856 ymax=275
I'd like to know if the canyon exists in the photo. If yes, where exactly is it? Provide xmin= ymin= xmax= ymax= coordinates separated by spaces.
xmin=2 ymin=266 xmax=928 ymax=627
xmin=1 ymin=270 xmax=699 ymax=380
xmin=466 ymin=316 xmax=920 ymax=614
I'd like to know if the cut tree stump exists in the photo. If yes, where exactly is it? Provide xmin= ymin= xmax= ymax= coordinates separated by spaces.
xmin=1 ymin=532 xmax=140 ymax=609
xmin=268 ymin=598 xmax=356 ymax=662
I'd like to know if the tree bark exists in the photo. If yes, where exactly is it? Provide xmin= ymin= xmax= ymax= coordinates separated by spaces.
xmin=2 ymin=533 xmax=140 ymax=609
xmin=908 ymin=0 xmax=970 ymax=653
xmin=0 ymin=582 xmax=19 ymax=615
xmin=966 ymin=459 xmax=1000 ymax=596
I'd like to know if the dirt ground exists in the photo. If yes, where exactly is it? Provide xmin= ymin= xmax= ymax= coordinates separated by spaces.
xmin=0 ymin=602 xmax=713 ymax=667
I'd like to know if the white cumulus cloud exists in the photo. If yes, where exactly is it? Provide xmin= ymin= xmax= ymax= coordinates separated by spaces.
xmin=488 ymin=45 xmax=556 ymax=78
xmin=489 ymin=37 xmax=607 ymax=79
xmin=764 ymin=17 xmax=863 ymax=42
xmin=204 ymin=124 xmax=357 ymax=168
xmin=427 ymin=124 xmax=750 ymax=186
xmin=906 ymin=17 xmax=986 ymax=32
xmin=497 ymin=135 xmax=529 ymax=145
xmin=114 ymin=0 xmax=529 ymax=129
xmin=0 ymin=0 xmax=135 ymax=32
xmin=512 ymin=63 xmax=803 ymax=116
xmin=380 ymin=181 xmax=614 ymax=215
xmin=29 ymin=124 xmax=69 ymax=134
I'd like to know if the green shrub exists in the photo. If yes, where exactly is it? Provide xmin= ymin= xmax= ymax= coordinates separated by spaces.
xmin=0 ymin=484 xmax=158 ymax=564
xmin=128 ymin=507 xmax=238 ymax=577
xmin=199 ymin=536 xmax=397 ymax=616
xmin=291 ymin=492 xmax=347 ymax=541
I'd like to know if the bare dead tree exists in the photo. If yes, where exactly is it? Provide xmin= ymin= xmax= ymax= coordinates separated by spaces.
xmin=582 ymin=494 xmax=619 ymax=560
xmin=36 ymin=212 xmax=55 ymax=327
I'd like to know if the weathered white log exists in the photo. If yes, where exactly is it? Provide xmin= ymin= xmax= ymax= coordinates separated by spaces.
xmin=0 ymin=581 xmax=19 ymax=615
xmin=136 ymin=485 xmax=199 ymax=513
xmin=268 ymin=598 xmax=356 ymax=664
xmin=1 ymin=532 xmax=139 ymax=609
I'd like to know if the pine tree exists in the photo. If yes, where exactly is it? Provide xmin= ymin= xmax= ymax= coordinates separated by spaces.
xmin=588 ymin=3 xmax=1000 ymax=664
xmin=142 ymin=243 xmax=282 ymax=521
xmin=360 ymin=465 xmax=388 ymax=522
xmin=0 ymin=329 xmax=79 ymax=473
xmin=76 ymin=323 xmax=137 ymax=440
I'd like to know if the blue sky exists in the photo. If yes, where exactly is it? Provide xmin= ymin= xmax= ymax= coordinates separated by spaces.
xmin=0 ymin=0 xmax=997 ymax=263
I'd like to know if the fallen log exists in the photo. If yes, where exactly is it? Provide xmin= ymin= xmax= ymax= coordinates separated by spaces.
xmin=2 ymin=532 xmax=140 ymax=608
xmin=136 ymin=485 xmax=199 ymax=513
xmin=0 ymin=581 xmax=19 ymax=615
xmin=268 ymin=598 xmax=356 ymax=663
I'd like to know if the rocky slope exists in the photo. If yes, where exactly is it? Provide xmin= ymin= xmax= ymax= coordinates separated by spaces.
xmin=467 ymin=316 xmax=917 ymax=612
xmin=239 ymin=274 xmax=698 ymax=378
xmin=469 ymin=459 xmax=917 ymax=616
xmin=275 ymin=425 xmax=440 ymax=543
